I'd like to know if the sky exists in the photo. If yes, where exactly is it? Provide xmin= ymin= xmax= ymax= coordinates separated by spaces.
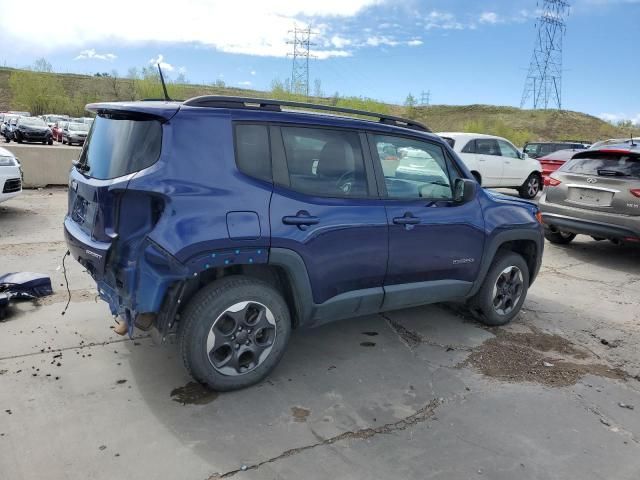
xmin=0 ymin=0 xmax=638 ymax=123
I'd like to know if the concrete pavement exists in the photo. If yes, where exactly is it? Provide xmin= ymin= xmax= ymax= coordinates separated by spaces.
xmin=1 ymin=189 xmax=639 ymax=479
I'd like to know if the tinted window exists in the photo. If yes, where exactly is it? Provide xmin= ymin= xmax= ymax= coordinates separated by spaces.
xmin=442 ymin=137 xmax=455 ymax=148
xmin=281 ymin=127 xmax=367 ymax=197
xmin=498 ymin=140 xmax=520 ymax=159
xmin=475 ymin=139 xmax=501 ymax=156
xmin=78 ymin=116 xmax=162 ymax=180
xmin=562 ymin=154 xmax=640 ymax=179
xmin=523 ymin=143 xmax=539 ymax=155
xmin=235 ymin=124 xmax=271 ymax=182
xmin=373 ymin=134 xmax=454 ymax=200
xmin=461 ymin=140 xmax=476 ymax=153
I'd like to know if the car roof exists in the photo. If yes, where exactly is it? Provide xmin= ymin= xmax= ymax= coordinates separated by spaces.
xmin=539 ymin=149 xmax=581 ymax=160
xmin=573 ymin=143 xmax=640 ymax=158
xmin=86 ymin=98 xmax=441 ymax=140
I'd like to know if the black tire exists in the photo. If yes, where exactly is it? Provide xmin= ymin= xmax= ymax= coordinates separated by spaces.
xmin=518 ymin=172 xmax=541 ymax=199
xmin=468 ymin=251 xmax=530 ymax=326
xmin=47 ymin=137 xmax=53 ymax=145
xmin=179 ymin=275 xmax=291 ymax=391
xmin=544 ymin=230 xmax=576 ymax=244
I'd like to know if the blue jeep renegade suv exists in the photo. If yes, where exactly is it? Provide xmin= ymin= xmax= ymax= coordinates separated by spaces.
xmin=64 ymin=96 xmax=544 ymax=390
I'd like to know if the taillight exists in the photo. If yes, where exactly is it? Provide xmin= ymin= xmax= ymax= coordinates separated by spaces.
xmin=544 ymin=177 xmax=561 ymax=187
xmin=631 ymin=189 xmax=640 ymax=198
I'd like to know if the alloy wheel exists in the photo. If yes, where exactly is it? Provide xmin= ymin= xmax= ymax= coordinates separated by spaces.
xmin=491 ymin=266 xmax=524 ymax=316
xmin=206 ymin=301 xmax=277 ymax=376
xmin=527 ymin=176 xmax=540 ymax=197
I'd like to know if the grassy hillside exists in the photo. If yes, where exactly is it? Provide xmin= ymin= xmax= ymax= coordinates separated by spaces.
xmin=1 ymin=67 xmax=637 ymax=146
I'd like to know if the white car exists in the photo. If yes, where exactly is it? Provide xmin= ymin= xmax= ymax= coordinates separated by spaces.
xmin=439 ymin=132 xmax=542 ymax=199
xmin=0 ymin=146 xmax=22 ymax=203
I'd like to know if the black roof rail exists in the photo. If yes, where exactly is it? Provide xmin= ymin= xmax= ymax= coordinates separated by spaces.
xmin=182 ymin=95 xmax=431 ymax=132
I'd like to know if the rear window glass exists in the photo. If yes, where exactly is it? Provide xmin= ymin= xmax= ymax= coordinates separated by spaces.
xmin=78 ymin=116 xmax=162 ymax=180
xmin=234 ymin=124 xmax=272 ymax=182
xmin=562 ymin=154 xmax=640 ymax=178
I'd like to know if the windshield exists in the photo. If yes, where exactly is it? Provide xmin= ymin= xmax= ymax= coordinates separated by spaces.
xmin=21 ymin=117 xmax=46 ymax=127
xmin=78 ymin=115 xmax=162 ymax=180
xmin=561 ymin=153 xmax=640 ymax=178
xmin=69 ymin=122 xmax=89 ymax=132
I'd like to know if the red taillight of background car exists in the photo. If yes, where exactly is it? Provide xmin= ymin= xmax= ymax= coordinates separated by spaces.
xmin=631 ymin=189 xmax=640 ymax=198
xmin=544 ymin=177 xmax=562 ymax=187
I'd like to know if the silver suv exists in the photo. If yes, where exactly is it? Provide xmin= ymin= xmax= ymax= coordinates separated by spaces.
xmin=539 ymin=143 xmax=640 ymax=245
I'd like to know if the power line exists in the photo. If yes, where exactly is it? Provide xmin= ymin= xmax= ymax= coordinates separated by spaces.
xmin=520 ymin=0 xmax=570 ymax=110
xmin=287 ymin=26 xmax=316 ymax=96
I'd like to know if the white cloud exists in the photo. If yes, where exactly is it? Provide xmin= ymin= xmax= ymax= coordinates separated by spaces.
xmin=330 ymin=35 xmax=352 ymax=49
xmin=149 ymin=54 xmax=175 ymax=72
xmin=250 ymin=70 xmax=256 ymax=76
xmin=74 ymin=48 xmax=117 ymax=61
xmin=0 ymin=0 xmax=383 ymax=59
xmin=407 ymin=38 xmax=423 ymax=46
xmin=599 ymin=112 xmax=640 ymax=125
xmin=238 ymin=80 xmax=252 ymax=86
xmin=424 ymin=11 xmax=465 ymax=30
xmin=479 ymin=12 xmax=499 ymax=24
xmin=365 ymin=35 xmax=399 ymax=47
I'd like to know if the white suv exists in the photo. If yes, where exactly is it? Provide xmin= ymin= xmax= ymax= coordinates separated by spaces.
xmin=0 ymin=147 xmax=22 ymax=204
xmin=439 ymin=132 xmax=542 ymax=199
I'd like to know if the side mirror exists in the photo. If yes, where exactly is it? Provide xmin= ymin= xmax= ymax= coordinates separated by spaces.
xmin=521 ymin=151 xmax=528 ymax=160
xmin=454 ymin=178 xmax=477 ymax=203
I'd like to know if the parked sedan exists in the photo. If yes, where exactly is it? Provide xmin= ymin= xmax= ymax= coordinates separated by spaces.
xmin=41 ymin=114 xmax=69 ymax=128
xmin=439 ymin=132 xmax=542 ymax=198
xmin=0 ymin=146 xmax=22 ymax=204
xmin=538 ymin=149 xmax=582 ymax=182
xmin=1 ymin=114 xmax=19 ymax=141
xmin=523 ymin=141 xmax=588 ymax=159
xmin=540 ymin=143 xmax=640 ymax=245
xmin=62 ymin=122 xmax=90 ymax=146
xmin=12 ymin=117 xmax=53 ymax=145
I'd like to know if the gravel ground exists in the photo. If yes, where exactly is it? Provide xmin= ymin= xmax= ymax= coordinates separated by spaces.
xmin=1 ymin=188 xmax=639 ymax=480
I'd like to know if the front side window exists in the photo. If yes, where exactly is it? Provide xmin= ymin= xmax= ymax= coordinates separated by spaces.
xmin=281 ymin=127 xmax=367 ymax=197
xmin=234 ymin=124 xmax=272 ymax=182
xmin=372 ymin=134 xmax=454 ymax=200
xmin=498 ymin=140 xmax=520 ymax=159
xmin=78 ymin=115 xmax=162 ymax=180
xmin=475 ymin=138 xmax=501 ymax=156
xmin=461 ymin=140 xmax=476 ymax=153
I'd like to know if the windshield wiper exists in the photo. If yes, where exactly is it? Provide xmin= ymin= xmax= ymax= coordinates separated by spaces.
xmin=597 ymin=169 xmax=628 ymax=177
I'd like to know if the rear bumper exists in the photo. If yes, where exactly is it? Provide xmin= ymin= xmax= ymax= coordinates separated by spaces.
xmin=63 ymin=216 xmax=112 ymax=277
xmin=541 ymin=212 xmax=640 ymax=239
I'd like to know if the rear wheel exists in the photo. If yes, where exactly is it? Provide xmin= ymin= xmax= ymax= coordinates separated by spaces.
xmin=179 ymin=276 xmax=291 ymax=391
xmin=544 ymin=230 xmax=576 ymax=244
xmin=518 ymin=173 xmax=541 ymax=199
xmin=468 ymin=251 xmax=529 ymax=326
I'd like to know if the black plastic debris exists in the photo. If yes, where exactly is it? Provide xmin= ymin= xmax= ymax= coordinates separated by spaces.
xmin=0 ymin=272 xmax=53 ymax=319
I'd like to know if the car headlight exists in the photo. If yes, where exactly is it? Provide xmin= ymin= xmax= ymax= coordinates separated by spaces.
xmin=0 ymin=155 xmax=18 ymax=166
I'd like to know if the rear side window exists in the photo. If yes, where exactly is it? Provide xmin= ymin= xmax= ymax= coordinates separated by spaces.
xmin=475 ymin=139 xmax=501 ymax=156
xmin=234 ymin=124 xmax=272 ymax=182
xmin=78 ymin=115 xmax=162 ymax=180
xmin=461 ymin=140 xmax=476 ymax=153
xmin=281 ymin=127 xmax=368 ymax=197
xmin=562 ymin=154 xmax=640 ymax=178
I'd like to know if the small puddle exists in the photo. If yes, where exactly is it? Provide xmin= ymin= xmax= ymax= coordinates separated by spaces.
xmin=360 ymin=341 xmax=376 ymax=347
xmin=362 ymin=331 xmax=379 ymax=336
xmin=170 ymin=382 xmax=219 ymax=405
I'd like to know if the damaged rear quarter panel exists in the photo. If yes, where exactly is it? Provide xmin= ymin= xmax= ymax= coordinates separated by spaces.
xmin=106 ymin=107 xmax=272 ymax=324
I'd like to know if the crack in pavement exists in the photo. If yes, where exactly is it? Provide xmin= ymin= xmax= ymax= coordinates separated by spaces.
xmin=380 ymin=313 xmax=473 ymax=353
xmin=207 ymin=397 xmax=445 ymax=479
xmin=0 ymin=335 xmax=150 ymax=361
xmin=574 ymin=393 xmax=640 ymax=446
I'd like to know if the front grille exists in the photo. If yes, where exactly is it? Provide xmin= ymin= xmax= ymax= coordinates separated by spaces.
xmin=3 ymin=178 xmax=21 ymax=193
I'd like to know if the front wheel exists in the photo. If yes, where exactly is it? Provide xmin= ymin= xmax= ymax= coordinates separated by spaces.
xmin=179 ymin=276 xmax=291 ymax=391
xmin=544 ymin=230 xmax=576 ymax=244
xmin=468 ymin=251 xmax=530 ymax=326
xmin=518 ymin=173 xmax=541 ymax=199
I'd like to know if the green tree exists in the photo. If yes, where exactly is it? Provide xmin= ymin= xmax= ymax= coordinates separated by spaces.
xmin=33 ymin=58 xmax=53 ymax=73
xmin=9 ymin=70 xmax=66 ymax=116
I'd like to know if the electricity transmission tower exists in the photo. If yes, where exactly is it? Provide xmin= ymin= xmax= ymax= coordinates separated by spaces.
xmin=287 ymin=26 xmax=316 ymax=96
xmin=420 ymin=90 xmax=431 ymax=106
xmin=520 ymin=0 xmax=570 ymax=110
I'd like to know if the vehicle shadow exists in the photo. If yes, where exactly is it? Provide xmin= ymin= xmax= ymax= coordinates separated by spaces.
xmin=555 ymin=238 xmax=640 ymax=275
xmin=122 ymin=304 xmax=479 ymax=473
